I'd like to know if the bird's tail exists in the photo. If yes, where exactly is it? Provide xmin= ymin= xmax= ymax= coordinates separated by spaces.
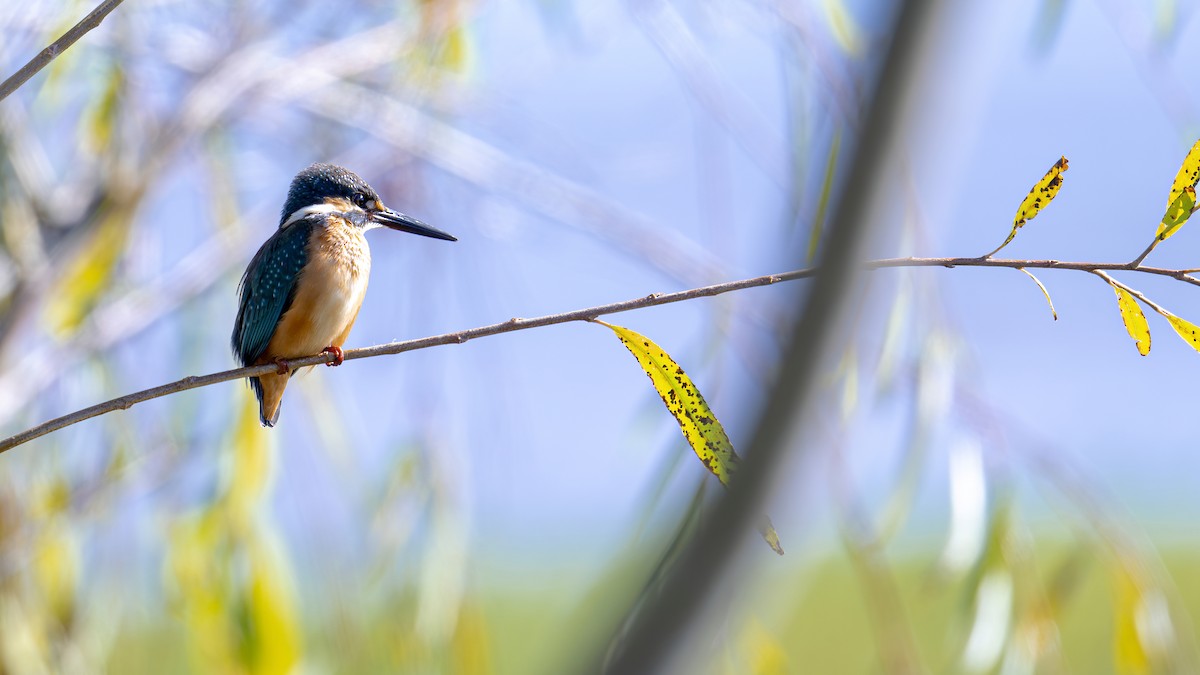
xmin=250 ymin=372 xmax=288 ymax=427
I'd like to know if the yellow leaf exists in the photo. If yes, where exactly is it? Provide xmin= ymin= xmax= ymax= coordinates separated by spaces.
xmin=1113 ymin=562 xmax=1151 ymax=674
xmin=245 ymin=541 xmax=302 ymax=675
xmin=600 ymin=321 xmax=783 ymax=555
xmin=604 ymin=322 xmax=738 ymax=483
xmin=43 ymin=209 xmax=131 ymax=336
xmin=34 ymin=477 xmax=71 ymax=518
xmin=227 ymin=395 xmax=273 ymax=515
xmin=1163 ymin=138 xmax=1200 ymax=216
xmin=441 ymin=24 xmax=472 ymax=74
xmin=737 ymin=617 xmax=789 ymax=675
xmin=987 ymin=156 xmax=1068 ymax=257
xmin=166 ymin=511 xmax=237 ymax=670
xmin=1112 ymin=285 xmax=1151 ymax=356
xmin=1164 ymin=312 xmax=1200 ymax=353
xmin=84 ymin=63 xmax=123 ymax=152
xmin=451 ymin=601 xmax=493 ymax=675
xmin=1156 ymin=185 xmax=1196 ymax=241
xmin=1013 ymin=156 xmax=1068 ymax=232
xmin=415 ymin=0 xmax=473 ymax=76
xmin=822 ymin=0 xmax=865 ymax=56
xmin=33 ymin=521 xmax=78 ymax=627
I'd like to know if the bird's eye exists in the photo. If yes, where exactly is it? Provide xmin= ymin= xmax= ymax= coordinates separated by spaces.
xmin=353 ymin=193 xmax=368 ymax=208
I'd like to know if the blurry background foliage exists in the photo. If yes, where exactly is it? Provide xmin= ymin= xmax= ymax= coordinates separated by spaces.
xmin=0 ymin=0 xmax=1199 ymax=673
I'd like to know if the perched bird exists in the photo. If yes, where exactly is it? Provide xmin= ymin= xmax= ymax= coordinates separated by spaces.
xmin=231 ymin=163 xmax=456 ymax=426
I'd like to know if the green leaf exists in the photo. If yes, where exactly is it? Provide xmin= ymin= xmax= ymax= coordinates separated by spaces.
xmin=807 ymin=127 xmax=841 ymax=263
xmin=1156 ymin=185 xmax=1196 ymax=241
xmin=599 ymin=321 xmax=783 ymax=555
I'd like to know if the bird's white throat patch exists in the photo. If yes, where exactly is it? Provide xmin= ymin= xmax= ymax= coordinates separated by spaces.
xmin=282 ymin=202 xmax=341 ymax=228
xmin=281 ymin=202 xmax=377 ymax=230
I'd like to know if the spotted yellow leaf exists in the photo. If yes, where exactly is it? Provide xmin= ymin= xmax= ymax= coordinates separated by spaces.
xmin=1156 ymin=185 xmax=1196 ymax=241
xmin=1163 ymin=138 xmax=1200 ymax=215
xmin=1164 ymin=312 xmax=1200 ymax=353
xmin=1111 ymin=285 xmax=1151 ymax=356
xmin=985 ymin=156 xmax=1068 ymax=257
xmin=599 ymin=321 xmax=783 ymax=555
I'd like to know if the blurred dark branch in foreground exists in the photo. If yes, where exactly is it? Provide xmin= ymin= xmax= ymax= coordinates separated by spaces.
xmin=2 ymin=253 xmax=1192 ymax=452
xmin=597 ymin=0 xmax=932 ymax=669
xmin=0 ymin=0 xmax=126 ymax=102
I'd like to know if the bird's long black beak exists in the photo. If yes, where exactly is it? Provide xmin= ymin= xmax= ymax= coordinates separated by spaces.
xmin=373 ymin=208 xmax=457 ymax=241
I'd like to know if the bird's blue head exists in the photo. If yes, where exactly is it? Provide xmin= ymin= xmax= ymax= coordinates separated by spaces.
xmin=279 ymin=163 xmax=456 ymax=241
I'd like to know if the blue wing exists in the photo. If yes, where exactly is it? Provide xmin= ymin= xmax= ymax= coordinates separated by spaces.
xmin=231 ymin=217 xmax=315 ymax=366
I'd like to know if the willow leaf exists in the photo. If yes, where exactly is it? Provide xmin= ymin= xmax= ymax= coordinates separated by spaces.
xmin=600 ymin=321 xmax=783 ymax=554
xmin=245 ymin=540 xmax=302 ymax=674
xmin=807 ymin=126 xmax=841 ymax=262
xmin=986 ymin=156 xmax=1068 ymax=257
xmin=1017 ymin=267 xmax=1057 ymax=321
xmin=1113 ymin=562 xmax=1152 ymax=674
xmin=43 ymin=210 xmax=131 ymax=335
xmin=1111 ymin=285 xmax=1151 ymax=356
xmin=1156 ymin=185 xmax=1196 ymax=241
xmin=1164 ymin=312 xmax=1200 ymax=354
xmin=1164 ymin=138 xmax=1200 ymax=215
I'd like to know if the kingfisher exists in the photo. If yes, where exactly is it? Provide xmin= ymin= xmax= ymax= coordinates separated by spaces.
xmin=231 ymin=163 xmax=456 ymax=427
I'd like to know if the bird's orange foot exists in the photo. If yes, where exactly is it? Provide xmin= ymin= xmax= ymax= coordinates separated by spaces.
xmin=322 ymin=345 xmax=344 ymax=367
xmin=273 ymin=357 xmax=291 ymax=375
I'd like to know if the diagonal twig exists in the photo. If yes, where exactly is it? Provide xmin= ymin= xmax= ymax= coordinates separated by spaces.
xmin=0 ymin=0 xmax=126 ymax=103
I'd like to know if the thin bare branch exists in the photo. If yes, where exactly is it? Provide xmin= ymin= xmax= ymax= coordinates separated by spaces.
xmin=0 ymin=0 xmax=126 ymax=103
xmin=0 ymin=268 xmax=806 ymax=452
xmin=1128 ymin=237 xmax=1159 ymax=268
xmin=1091 ymin=269 xmax=1172 ymax=316
xmin=4 ymin=253 xmax=1199 ymax=453
xmin=867 ymin=255 xmax=1200 ymax=287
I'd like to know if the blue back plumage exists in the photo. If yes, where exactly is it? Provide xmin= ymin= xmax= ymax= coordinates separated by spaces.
xmin=231 ymin=217 xmax=315 ymax=367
